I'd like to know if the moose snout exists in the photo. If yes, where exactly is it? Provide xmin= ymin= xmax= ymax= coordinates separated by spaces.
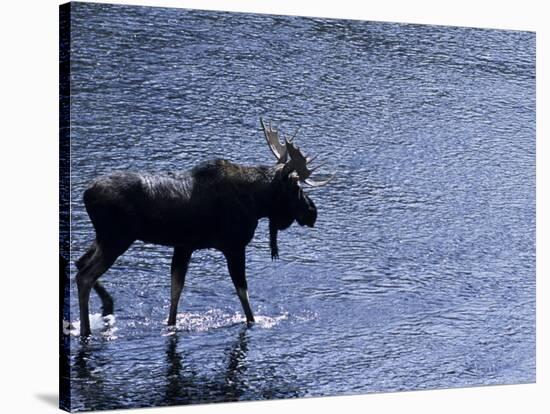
xmin=302 ymin=219 xmax=315 ymax=228
xmin=296 ymin=212 xmax=316 ymax=227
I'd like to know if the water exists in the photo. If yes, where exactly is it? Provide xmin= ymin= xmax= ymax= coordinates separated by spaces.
xmin=63 ymin=3 xmax=535 ymax=411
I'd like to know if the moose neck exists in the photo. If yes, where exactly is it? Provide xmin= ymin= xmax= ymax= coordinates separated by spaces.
xmin=242 ymin=165 xmax=280 ymax=220
xmin=245 ymin=165 xmax=295 ymax=231
xmin=195 ymin=160 xmax=284 ymax=222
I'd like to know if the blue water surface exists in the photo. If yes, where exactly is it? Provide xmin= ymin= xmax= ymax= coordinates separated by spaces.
xmin=65 ymin=3 xmax=535 ymax=411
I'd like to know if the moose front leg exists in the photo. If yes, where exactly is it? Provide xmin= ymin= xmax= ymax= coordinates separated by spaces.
xmin=168 ymin=247 xmax=192 ymax=326
xmin=269 ymin=221 xmax=279 ymax=260
xmin=224 ymin=248 xmax=255 ymax=324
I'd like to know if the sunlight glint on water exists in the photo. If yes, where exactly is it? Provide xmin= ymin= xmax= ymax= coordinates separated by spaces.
xmin=64 ymin=3 xmax=535 ymax=411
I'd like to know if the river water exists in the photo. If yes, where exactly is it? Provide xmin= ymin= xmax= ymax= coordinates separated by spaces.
xmin=64 ymin=3 xmax=535 ymax=411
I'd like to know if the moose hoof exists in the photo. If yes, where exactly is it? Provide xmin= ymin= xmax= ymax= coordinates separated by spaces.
xmin=101 ymin=305 xmax=114 ymax=317
xmin=79 ymin=330 xmax=92 ymax=340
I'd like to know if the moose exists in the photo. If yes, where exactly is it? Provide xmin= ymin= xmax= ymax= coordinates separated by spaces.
xmin=75 ymin=118 xmax=332 ymax=337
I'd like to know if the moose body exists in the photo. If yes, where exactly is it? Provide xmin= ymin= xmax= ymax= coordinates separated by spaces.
xmin=84 ymin=161 xmax=281 ymax=251
xmin=75 ymin=120 xmax=331 ymax=337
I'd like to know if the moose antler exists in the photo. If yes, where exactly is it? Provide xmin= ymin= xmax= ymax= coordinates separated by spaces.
xmin=261 ymin=118 xmax=334 ymax=187
xmin=260 ymin=118 xmax=288 ymax=163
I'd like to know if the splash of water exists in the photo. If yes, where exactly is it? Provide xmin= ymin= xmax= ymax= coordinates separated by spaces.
xmin=64 ymin=313 xmax=117 ymax=338
xmin=165 ymin=309 xmax=290 ymax=334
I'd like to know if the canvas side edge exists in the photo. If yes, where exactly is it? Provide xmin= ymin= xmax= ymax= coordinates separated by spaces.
xmin=59 ymin=2 xmax=72 ymax=412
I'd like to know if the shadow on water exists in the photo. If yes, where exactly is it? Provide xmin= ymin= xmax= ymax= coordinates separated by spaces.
xmin=73 ymin=342 xmax=112 ymax=412
xmin=164 ymin=326 xmax=250 ymax=405
xmin=72 ymin=326 xmax=258 ymax=410
xmin=71 ymin=323 xmax=306 ymax=410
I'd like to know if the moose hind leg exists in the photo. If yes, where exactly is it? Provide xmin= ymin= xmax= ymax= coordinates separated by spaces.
xmin=224 ymin=248 xmax=255 ymax=324
xmin=93 ymin=281 xmax=114 ymax=316
xmin=75 ymin=240 xmax=97 ymax=271
xmin=76 ymin=256 xmax=111 ymax=337
xmin=76 ymin=241 xmax=131 ymax=337
xmin=167 ymin=248 xmax=192 ymax=326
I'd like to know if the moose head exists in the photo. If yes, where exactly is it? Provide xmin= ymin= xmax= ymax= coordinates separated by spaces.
xmin=260 ymin=118 xmax=333 ymax=258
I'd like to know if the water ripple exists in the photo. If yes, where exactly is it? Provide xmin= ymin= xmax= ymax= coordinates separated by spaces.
xmin=65 ymin=3 xmax=535 ymax=411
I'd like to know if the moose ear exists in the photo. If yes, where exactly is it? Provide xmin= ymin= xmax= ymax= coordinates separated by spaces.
xmin=281 ymin=163 xmax=294 ymax=179
xmin=286 ymin=171 xmax=300 ymax=184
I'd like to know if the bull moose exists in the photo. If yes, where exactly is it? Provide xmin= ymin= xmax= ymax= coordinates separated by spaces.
xmin=75 ymin=118 xmax=332 ymax=337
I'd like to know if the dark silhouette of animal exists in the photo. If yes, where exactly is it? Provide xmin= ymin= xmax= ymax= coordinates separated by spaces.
xmin=75 ymin=118 xmax=332 ymax=337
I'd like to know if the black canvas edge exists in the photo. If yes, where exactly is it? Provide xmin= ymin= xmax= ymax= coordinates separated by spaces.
xmin=60 ymin=2 xmax=72 ymax=412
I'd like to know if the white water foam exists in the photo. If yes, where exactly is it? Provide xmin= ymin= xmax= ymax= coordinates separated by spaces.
xmin=64 ymin=313 xmax=117 ymax=339
xmin=164 ymin=309 xmax=289 ymax=334
xmin=64 ymin=310 xmax=293 ymax=338
xmin=255 ymin=313 xmax=289 ymax=329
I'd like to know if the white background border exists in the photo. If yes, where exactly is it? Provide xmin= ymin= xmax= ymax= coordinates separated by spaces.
xmin=1 ymin=0 xmax=547 ymax=413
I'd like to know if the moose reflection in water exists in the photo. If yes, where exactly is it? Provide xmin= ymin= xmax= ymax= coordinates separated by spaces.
xmin=164 ymin=328 xmax=249 ymax=404
xmin=72 ymin=326 xmax=304 ymax=409
xmin=75 ymin=119 xmax=333 ymax=337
